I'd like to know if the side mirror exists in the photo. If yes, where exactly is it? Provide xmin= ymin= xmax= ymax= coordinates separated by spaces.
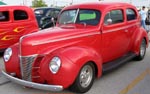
xmin=51 ymin=17 xmax=55 ymax=27
xmin=106 ymin=18 xmax=112 ymax=25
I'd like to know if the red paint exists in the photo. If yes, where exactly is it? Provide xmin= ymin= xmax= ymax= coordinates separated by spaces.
xmin=0 ymin=5 xmax=39 ymax=50
xmin=4 ymin=2 xmax=149 ymax=90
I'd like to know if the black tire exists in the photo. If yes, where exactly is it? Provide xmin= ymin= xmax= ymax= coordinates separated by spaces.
xmin=135 ymin=39 xmax=146 ymax=60
xmin=70 ymin=63 xmax=95 ymax=93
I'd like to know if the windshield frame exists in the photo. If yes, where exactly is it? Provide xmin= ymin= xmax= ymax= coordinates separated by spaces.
xmin=58 ymin=9 xmax=101 ymax=26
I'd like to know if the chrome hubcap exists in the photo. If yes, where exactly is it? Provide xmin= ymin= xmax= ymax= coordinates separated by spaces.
xmin=140 ymin=41 xmax=146 ymax=57
xmin=79 ymin=65 xmax=93 ymax=88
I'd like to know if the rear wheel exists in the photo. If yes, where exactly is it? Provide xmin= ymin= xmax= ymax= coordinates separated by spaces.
xmin=136 ymin=39 xmax=146 ymax=60
xmin=70 ymin=63 xmax=95 ymax=93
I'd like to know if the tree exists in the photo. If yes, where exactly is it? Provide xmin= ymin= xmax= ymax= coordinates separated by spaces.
xmin=32 ymin=0 xmax=48 ymax=8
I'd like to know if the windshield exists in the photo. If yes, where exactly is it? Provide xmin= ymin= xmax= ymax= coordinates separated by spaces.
xmin=58 ymin=9 xmax=101 ymax=26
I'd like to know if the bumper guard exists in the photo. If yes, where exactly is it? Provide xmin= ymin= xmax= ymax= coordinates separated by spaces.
xmin=2 ymin=70 xmax=63 ymax=91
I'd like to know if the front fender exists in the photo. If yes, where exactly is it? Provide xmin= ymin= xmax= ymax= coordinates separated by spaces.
xmin=40 ymin=46 xmax=102 ymax=88
xmin=59 ymin=46 xmax=103 ymax=78
xmin=4 ymin=43 xmax=21 ymax=78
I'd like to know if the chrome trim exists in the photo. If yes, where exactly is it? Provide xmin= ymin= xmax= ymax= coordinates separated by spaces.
xmin=32 ymin=32 xmax=100 ymax=46
xmin=10 ymin=73 xmax=16 ymax=76
xmin=20 ymin=54 xmax=38 ymax=57
xmin=20 ymin=55 xmax=37 ymax=81
xmin=74 ymin=8 xmax=79 ymax=23
xmin=19 ymin=36 xmax=25 ymax=56
xmin=103 ymin=23 xmax=140 ymax=33
xmin=2 ymin=71 xmax=63 ymax=91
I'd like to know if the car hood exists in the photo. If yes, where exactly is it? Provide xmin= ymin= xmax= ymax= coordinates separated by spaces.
xmin=20 ymin=25 xmax=99 ymax=56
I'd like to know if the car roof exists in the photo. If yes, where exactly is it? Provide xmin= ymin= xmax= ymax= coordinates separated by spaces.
xmin=0 ymin=5 xmax=31 ymax=9
xmin=34 ymin=7 xmax=61 ymax=10
xmin=63 ymin=2 xmax=136 ymax=11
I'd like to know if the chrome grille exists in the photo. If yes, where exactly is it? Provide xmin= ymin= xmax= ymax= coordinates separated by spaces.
xmin=20 ymin=55 xmax=37 ymax=81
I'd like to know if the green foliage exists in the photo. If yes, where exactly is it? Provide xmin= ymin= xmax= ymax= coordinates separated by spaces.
xmin=32 ymin=0 xmax=48 ymax=8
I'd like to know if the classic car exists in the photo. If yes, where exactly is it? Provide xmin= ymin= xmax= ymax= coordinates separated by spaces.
xmin=0 ymin=5 xmax=39 ymax=52
xmin=34 ymin=7 xmax=61 ymax=29
xmin=2 ymin=2 xmax=149 ymax=93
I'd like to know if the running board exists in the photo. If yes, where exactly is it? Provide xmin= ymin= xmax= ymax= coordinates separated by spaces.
xmin=102 ymin=52 xmax=136 ymax=73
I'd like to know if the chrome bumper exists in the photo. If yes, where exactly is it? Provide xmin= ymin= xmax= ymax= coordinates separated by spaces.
xmin=2 ymin=71 xmax=63 ymax=91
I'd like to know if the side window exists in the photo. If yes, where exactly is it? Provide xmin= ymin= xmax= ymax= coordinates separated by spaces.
xmin=46 ymin=10 xmax=60 ymax=18
xmin=79 ymin=10 xmax=96 ymax=21
xmin=0 ymin=11 xmax=9 ymax=22
xmin=126 ymin=9 xmax=137 ymax=21
xmin=104 ymin=9 xmax=123 ymax=25
xmin=78 ymin=10 xmax=100 ymax=25
xmin=14 ymin=10 xmax=28 ymax=21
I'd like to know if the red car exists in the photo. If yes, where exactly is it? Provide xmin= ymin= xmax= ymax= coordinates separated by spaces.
xmin=0 ymin=5 xmax=38 ymax=52
xmin=2 ymin=2 xmax=149 ymax=93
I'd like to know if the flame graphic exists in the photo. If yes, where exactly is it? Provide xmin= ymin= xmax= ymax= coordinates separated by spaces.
xmin=1 ymin=35 xmax=17 ymax=41
xmin=0 ymin=27 xmax=25 ymax=41
xmin=13 ymin=27 xmax=25 ymax=33
xmin=0 ymin=32 xmax=7 ymax=35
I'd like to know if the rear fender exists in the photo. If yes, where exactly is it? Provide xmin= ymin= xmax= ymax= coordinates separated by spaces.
xmin=132 ymin=28 xmax=149 ymax=55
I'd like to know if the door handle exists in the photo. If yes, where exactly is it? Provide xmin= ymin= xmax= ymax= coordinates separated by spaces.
xmin=124 ymin=30 xmax=128 ymax=32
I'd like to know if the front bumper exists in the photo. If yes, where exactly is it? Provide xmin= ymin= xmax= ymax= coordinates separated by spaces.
xmin=2 ymin=70 xmax=63 ymax=91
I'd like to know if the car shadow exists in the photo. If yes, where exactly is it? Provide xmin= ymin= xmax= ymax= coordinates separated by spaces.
xmin=0 ymin=52 xmax=4 ymax=57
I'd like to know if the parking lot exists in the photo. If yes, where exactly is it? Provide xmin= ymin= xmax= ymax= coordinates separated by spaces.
xmin=0 ymin=45 xmax=149 ymax=94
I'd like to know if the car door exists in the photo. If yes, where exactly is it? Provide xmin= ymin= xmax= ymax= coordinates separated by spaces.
xmin=0 ymin=10 xmax=11 ymax=49
xmin=101 ymin=9 xmax=131 ymax=63
xmin=2 ymin=9 xmax=33 ymax=49
xmin=11 ymin=9 xmax=32 ymax=43
xmin=125 ymin=8 xmax=139 ymax=49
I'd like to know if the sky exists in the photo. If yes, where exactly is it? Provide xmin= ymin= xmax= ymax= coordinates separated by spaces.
xmin=1 ymin=0 xmax=150 ymax=7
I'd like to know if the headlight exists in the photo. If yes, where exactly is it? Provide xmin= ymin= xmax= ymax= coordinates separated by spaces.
xmin=49 ymin=56 xmax=61 ymax=74
xmin=3 ymin=48 xmax=12 ymax=62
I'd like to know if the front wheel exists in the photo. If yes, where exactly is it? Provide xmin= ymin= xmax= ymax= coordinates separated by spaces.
xmin=135 ymin=39 xmax=146 ymax=60
xmin=70 ymin=63 xmax=95 ymax=93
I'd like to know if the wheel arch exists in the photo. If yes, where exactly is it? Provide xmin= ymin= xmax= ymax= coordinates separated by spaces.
xmin=58 ymin=46 xmax=103 ymax=78
xmin=87 ymin=61 xmax=99 ymax=78
xmin=40 ymin=46 xmax=103 ymax=88
xmin=131 ymin=28 xmax=149 ymax=55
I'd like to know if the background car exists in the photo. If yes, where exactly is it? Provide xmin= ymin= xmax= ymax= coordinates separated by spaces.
xmin=0 ymin=5 xmax=39 ymax=52
xmin=34 ymin=7 xmax=61 ymax=29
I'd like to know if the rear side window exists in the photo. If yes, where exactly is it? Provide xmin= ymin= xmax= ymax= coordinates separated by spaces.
xmin=14 ymin=10 xmax=28 ymax=20
xmin=126 ymin=8 xmax=137 ymax=21
xmin=104 ymin=9 xmax=124 ymax=25
xmin=0 ymin=11 xmax=9 ymax=22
